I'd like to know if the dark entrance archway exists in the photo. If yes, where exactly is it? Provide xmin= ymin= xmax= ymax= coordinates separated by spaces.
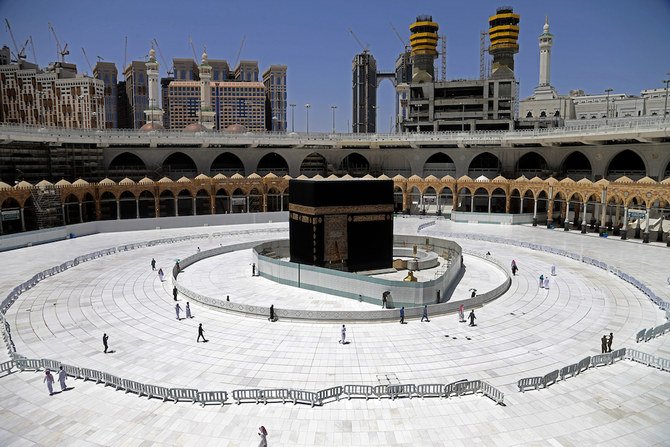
xmin=257 ymin=153 xmax=289 ymax=176
xmin=606 ymin=150 xmax=646 ymax=180
xmin=162 ymin=152 xmax=197 ymax=178
xmin=211 ymin=153 xmax=245 ymax=177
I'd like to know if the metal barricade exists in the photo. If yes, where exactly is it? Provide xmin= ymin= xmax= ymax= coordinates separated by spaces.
xmin=0 ymin=360 xmax=13 ymax=375
xmin=289 ymin=389 xmax=319 ymax=407
xmin=316 ymin=386 xmax=342 ymax=405
xmin=198 ymin=390 xmax=228 ymax=406
xmin=388 ymin=384 xmax=416 ymax=400
xmin=16 ymin=358 xmax=42 ymax=371
xmin=636 ymin=329 xmax=647 ymax=343
xmin=559 ymin=363 xmax=579 ymax=381
xmin=232 ymin=389 xmax=262 ymax=404
xmin=577 ymin=356 xmax=591 ymax=373
xmin=591 ymin=353 xmax=613 ymax=367
xmin=342 ymin=384 xmax=374 ymax=400
xmin=611 ymin=348 xmax=626 ymax=362
xmin=541 ymin=370 xmax=559 ymax=388
xmin=121 ymin=379 xmax=145 ymax=396
xmin=517 ymin=377 xmax=542 ymax=392
xmin=416 ymin=384 xmax=445 ymax=399
xmin=169 ymin=388 xmax=199 ymax=403
xmin=144 ymin=384 xmax=172 ymax=402
xmin=373 ymin=384 xmax=391 ymax=400
xmin=102 ymin=372 xmax=122 ymax=390
xmin=481 ymin=381 xmax=504 ymax=405
xmin=41 ymin=359 xmax=61 ymax=371
xmin=259 ymin=388 xmax=289 ymax=404
xmin=444 ymin=379 xmax=468 ymax=398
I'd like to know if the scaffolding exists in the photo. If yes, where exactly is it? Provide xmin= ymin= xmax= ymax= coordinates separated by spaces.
xmin=480 ymin=31 xmax=490 ymax=80
xmin=30 ymin=185 xmax=63 ymax=229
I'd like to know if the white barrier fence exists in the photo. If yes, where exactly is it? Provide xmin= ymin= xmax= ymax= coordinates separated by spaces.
xmin=422 ymin=229 xmax=670 ymax=312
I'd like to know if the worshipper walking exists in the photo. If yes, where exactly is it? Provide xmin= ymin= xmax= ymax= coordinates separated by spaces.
xmin=175 ymin=302 xmax=182 ymax=320
xmin=399 ymin=306 xmax=405 ymax=324
xmin=197 ymin=323 xmax=207 ymax=342
xmin=459 ymin=304 xmax=466 ymax=323
xmin=551 ymin=265 xmax=556 ymax=276
xmin=185 ymin=302 xmax=192 ymax=319
xmin=539 ymin=274 xmax=544 ymax=288
xmin=158 ymin=268 xmax=165 ymax=282
xmin=44 ymin=369 xmax=55 ymax=395
xmin=543 ymin=277 xmax=550 ymax=289
xmin=601 ymin=335 xmax=608 ymax=353
xmin=269 ymin=304 xmax=276 ymax=322
xmin=469 ymin=309 xmax=477 ymax=327
xmin=58 ymin=366 xmax=67 ymax=391
xmin=258 ymin=426 xmax=268 ymax=447
xmin=511 ymin=260 xmax=518 ymax=276
xmin=102 ymin=333 xmax=109 ymax=353
xmin=607 ymin=332 xmax=613 ymax=352
xmin=151 ymin=258 xmax=156 ymax=270
xmin=340 ymin=325 xmax=347 ymax=344
xmin=252 ymin=263 xmax=256 ymax=277
xmin=173 ymin=286 xmax=178 ymax=301
xmin=421 ymin=305 xmax=430 ymax=322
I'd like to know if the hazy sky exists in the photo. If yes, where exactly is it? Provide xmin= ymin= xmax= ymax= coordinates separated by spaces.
xmin=2 ymin=0 xmax=669 ymax=132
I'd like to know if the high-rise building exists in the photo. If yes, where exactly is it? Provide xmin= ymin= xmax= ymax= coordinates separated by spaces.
xmin=116 ymin=80 xmax=131 ymax=129
xmin=172 ymin=58 xmax=199 ymax=81
xmin=488 ymin=7 xmax=520 ymax=79
xmin=123 ymin=61 xmax=148 ymax=129
xmin=0 ymin=63 xmax=104 ymax=129
xmin=0 ymin=46 xmax=10 ymax=65
xmin=352 ymin=52 xmax=377 ymax=133
xmin=263 ymin=65 xmax=287 ymax=131
xmin=234 ymin=61 xmax=259 ymax=82
xmin=209 ymin=59 xmax=230 ymax=82
xmin=409 ymin=15 xmax=439 ymax=82
xmin=198 ymin=51 xmax=216 ymax=130
xmin=93 ymin=61 xmax=118 ymax=128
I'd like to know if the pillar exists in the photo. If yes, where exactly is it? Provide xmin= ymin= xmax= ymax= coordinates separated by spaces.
xmin=402 ymin=190 xmax=409 ymax=213
xmin=564 ymin=200 xmax=570 ymax=231
xmin=95 ymin=200 xmax=101 ymax=220
xmin=154 ymin=196 xmax=160 ymax=218
xmin=0 ymin=214 xmax=3 ymax=235
xmin=580 ymin=201 xmax=587 ymax=233
xmin=642 ymin=207 xmax=651 ymax=243
xmin=621 ymin=206 xmax=628 ymax=240
xmin=192 ymin=197 xmax=196 ymax=216
xmin=116 ymin=199 xmax=120 ymax=220
xmin=546 ymin=197 xmax=554 ymax=228
xmin=175 ymin=197 xmax=179 ymax=217
xmin=61 ymin=204 xmax=66 ymax=224
xmin=600 ymin=194 xmax=607 ymax=234
xmin=262 ymin=194 xmax=268 ymax=213
xmin=436 ymin=192 xmax=441 ymax=215
xmin=532 ymin=198 xmax=538 ymax=226
xmin=135 ymin=198 xmax=140 ymax=219
xmin=487 ymin=195 xmax=492 ymax=214
xmin=79 ymin=202 xmax=83 ymax=223
xmin=613 ymin=203 xmax=621 ymax=235
xmin=210 ymin=194 xmax=215 ymax=215
xmin=470 ymin=194 xmax=474 ymax=213
xmin=20 ymin=207 xmax=25 ymax=232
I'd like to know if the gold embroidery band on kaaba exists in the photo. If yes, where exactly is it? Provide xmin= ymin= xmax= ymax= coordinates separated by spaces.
xmin=288 ymin=204 xmax=394 ymax=215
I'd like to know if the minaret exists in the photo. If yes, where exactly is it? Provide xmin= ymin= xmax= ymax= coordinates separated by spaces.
xmin=539 ymin=17 xmax=552 ymax=86
xmin=144 ymin=47 xmax=164 ymax=126
xmin=533 ymin=17 xmax=557 ymax=99
xmin=199 ymin=49 xmax=216 ymax=130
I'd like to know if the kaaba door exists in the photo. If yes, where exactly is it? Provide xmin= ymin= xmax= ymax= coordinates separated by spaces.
xmin=324 ymin=214 xmax=348 ymax=263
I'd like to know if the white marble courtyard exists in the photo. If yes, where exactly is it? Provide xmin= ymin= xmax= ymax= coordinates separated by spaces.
xmin=0 ymin=217 xmax=669 ymax=446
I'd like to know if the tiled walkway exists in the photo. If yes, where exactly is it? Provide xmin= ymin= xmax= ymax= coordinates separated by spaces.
xmin=1 ymin=218 xmax=668 ymax=446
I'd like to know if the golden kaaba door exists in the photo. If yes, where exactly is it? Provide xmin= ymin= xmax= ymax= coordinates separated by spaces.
xmin=324 ymin=214 xmax=348 ymax=263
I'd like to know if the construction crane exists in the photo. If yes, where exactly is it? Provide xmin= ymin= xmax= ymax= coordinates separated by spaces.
xmin=48 ymin=22 xmax=69 ymax=62
xmin=4 ymin=18 xmax=23 ymax=62
xmin=348 ymin=28 xmax=369 ymax=53
xmin=233 ymin=35 xmax=245 ymax=68
xmin=479 ymin=31 xmax=489 ymax=80
xmin=152 ymin=38 xmax=173 ymax=76
xmin=28 ymin=36 xmax=37 ymax=64
xmin=81 ymin=47 xmax=93 ymax=74
xmin=440 ymin=34 xmax=447 ymax=81
xmin=188 ymin=36 xmax=198 ymax=61
xmin=389 ymin=22 xmax=408 ymax=50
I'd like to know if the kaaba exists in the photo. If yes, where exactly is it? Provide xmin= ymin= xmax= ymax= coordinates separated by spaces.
xmin=289 ymin=179 xmax=394 ymax=272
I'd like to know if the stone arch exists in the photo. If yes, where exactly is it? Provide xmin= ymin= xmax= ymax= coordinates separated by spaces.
xmin=422 ymin=186 xmax=438 ymax=214
xmin=381 ymin=153 xmax=411 ymax=177
xmin=138 ymin=190 xmax=155 ymax=218
xmin=438 ymin=185 xmax=454 ymax=215
xmin=248 ymin=187 xmax=263 ymax=213
xmin=0 ymin=197 xmax=22 ymax=234
xmin=339 ymin=153 xmax=370 ymax=177
xmin=509 ymin=188 xmax=522 ymax=214
xmin=491 ymin=187 xmax=506 ymax=213
xmin=211 ymin=152 xmax=245 ymax=176
xmin=214 ymin=188 xmax=230 ymax=214
xmin=456 ymin=187 xmax=472 ymax=212
xmin=162 ymin=152 xmax=197 ymax=178
xmin=231 ymin=188 xmax=247 ymax=213
xmin=299 ymin=152 xmax=327 ymax=177
xmin=118 ymin=190 xmax=137 ymax=219
xmin=606 ymin=149 xmax=647 ymax=180
xmin=177 ymin=189 xmax=194 ymax=216
xmin=159 ymin=190 xmax=175 ymax=217
xmin=108 ymin=152 xmax=147 ymax=180
xmin=393 ymin=186 xmax=404 ymax=212
xmin=82 ymin=192 xmax=96 ymax=222
xmin=63 ymin=193 xmax=81 ymax=225
xmin=423 ymin=152 xmax=456 ymax=177
xmin=257 ymin=153 xmax=289 ymax=176
xmin=408 ymin=186 xmax=421 ymax=214
xmin=560 ymin=151 xmax=592 ymax=180
xmin=472 ymin=187 xmax=490 ymax=213
xmin=195 ymin=189 xmax=211 ymax=215
xmin=516 ymin=152 xmax=548 ymax=178
xmin=468 ymin=152 xmax=501 ymax=178
xmin=99 ymin=191 xmax=117 ymax=220
xmin=267 ymin=187 xmax=283 ymax=212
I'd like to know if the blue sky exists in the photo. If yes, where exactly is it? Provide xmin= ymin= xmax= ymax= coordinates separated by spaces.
xmin=2 ymin=0 xmax=669 ymax=132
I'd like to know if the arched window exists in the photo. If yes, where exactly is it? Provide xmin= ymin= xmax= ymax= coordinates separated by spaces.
xmin=526 ymin=111 xmax=533 ymax=118
xmin=539 ymin=111 xmax=546 ymax=118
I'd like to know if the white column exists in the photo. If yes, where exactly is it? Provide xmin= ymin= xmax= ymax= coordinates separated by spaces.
xmin=192 ymin=197 xmax=197 ymax=216
xmin=644 ymin=207 xmax=651 ymax=236
xmin=487 ymin=195 xmax=492 ymax=214
xmin=20 ymin=208 xmax=25 ymax=231
xmin=470 ymin=195 xmax=474 ymax=212
xmin=175 ymin=197 xmax=179 ymax=217
xmin=61 ymin=204 xmax=66 ymax=223
xmin=135 ymin=199 xmax=140 ymax=219
xmin=581 ymin=202 xmax=587 ymax=226
xmin=533 ymin=198 xmax=538 ymax=219
xmin=116 ymin=200 xmax=120 ymax=220
xmin=622 ymin=206 xmax=628 ymax=232
xmin=79 ymin=202 xmax=83 ymax=223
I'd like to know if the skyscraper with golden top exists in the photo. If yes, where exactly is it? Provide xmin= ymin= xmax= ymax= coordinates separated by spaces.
xmin=409 ymin=15 xmax=439 ymax=82
xmin=488 ymin=6 xmax=520 ymax=78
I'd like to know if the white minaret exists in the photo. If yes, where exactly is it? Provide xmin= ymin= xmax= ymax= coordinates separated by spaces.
xmin=538 ymin=17 xmax=552 ymax=86
xmin=533 ymin=17 xmax=557 ymax=100
xmin=199 ymin=49 xmax=215 ymax=130
xmin=144 ymin=47 xmax=164 ymax=125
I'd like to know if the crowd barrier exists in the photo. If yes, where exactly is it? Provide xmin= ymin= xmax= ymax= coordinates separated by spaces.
xmin=423 ymin=230 xmax=670 ymax=313
xmin=516 ymin=347 xmax=668 ymax=393
xmin=635 ymin=321 xmax=670 ymax=344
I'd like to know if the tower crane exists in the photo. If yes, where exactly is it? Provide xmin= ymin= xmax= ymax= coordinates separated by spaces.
xmin=389 ymin=23 xmax=409 ymax=51
xmin=348 ymin=28 xmax=369 ymax=53
xmin=152 ymin=38 xmax=173 ymax=76
xmin=4 ymin=18 xmax=24 ymax=62
xmin=28 ymin=36 xmax=37 ymax=64
xmin=81 ymin=47 xmax=93 ymax=74
xmin=188 ymin=36 xmax=198 ymax=61
xmin=233 ymin=35 xmax=245 ymax=68
xmin=47 ymin=22 xmax=69 ymax=62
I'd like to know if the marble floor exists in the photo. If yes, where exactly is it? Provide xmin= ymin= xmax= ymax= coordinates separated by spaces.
xmin=0 ymin=217 xmax=669 ymax=446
